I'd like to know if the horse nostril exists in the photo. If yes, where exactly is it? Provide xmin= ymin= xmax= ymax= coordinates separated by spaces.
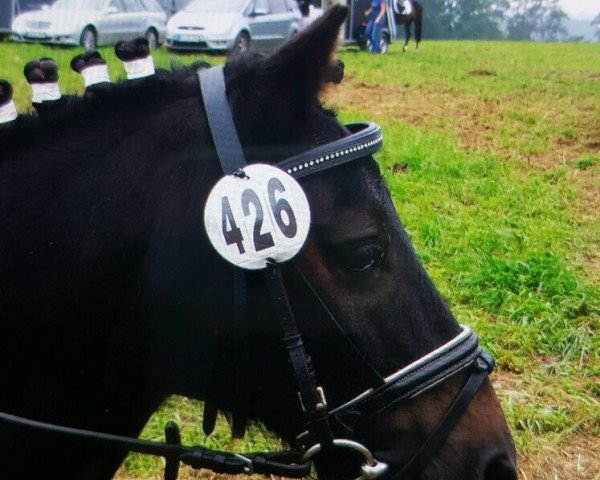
xmin=484 ymin=454 xmax=517 ymax=480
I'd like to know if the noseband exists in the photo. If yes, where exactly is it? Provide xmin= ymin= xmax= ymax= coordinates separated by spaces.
xmin=0 ymin=66 xmax=494 ymax=480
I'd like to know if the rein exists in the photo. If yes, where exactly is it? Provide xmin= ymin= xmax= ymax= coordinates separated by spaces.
xmin=0 ymin=66 xmax=494 ymax=480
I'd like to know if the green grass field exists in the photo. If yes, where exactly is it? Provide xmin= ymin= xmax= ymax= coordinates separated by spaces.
xmin=1 ymin=39 xmax=598 ymax=479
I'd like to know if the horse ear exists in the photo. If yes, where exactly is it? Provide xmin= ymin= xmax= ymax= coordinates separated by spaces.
xmin=266 ymin=6 xmax=347 ymax=103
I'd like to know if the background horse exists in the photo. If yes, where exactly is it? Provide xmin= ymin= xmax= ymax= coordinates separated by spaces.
xmin=0 ymin=7 xmax=514 ymax=479
xmin=393 ymin=0 xmax=423 ymax=51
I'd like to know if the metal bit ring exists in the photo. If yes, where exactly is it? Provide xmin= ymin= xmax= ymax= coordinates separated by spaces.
xmin=302 ymin=439 xmax=388 ymax=480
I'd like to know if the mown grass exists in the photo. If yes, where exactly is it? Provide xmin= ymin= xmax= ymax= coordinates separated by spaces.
xmin=1 ymin=38 xmax=598 ymax=478
xmin=367 ymin=123 xmax=597 ymax=372
xmin=336 ymin=41 xmax=600 ymax=159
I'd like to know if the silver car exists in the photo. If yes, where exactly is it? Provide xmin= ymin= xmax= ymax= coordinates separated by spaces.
xmin=12 ymin=0 xmax=167 ymax=50
xmin=166 ymin=0 xmax=302 ymax=53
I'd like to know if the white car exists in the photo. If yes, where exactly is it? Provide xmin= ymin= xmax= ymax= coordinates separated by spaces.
xmin=166 ymin=0 xmax=302 ymax=53
xmin=12 ymin=0 xmax=167 ymax=50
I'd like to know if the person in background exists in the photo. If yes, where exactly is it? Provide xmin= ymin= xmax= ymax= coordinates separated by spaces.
xmin=297 ymin=0 xmax=311 ymax=28
xmin=364 ymin=0 xmax=386 ymax=53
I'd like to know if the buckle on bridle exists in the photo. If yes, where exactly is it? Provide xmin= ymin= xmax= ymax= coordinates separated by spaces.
xmin=233 ymin=453 xmax=254 ymax=474
xmin=316 ymin=386 xmax=327 ymax=411
xmin=475 ymin=350 xmax=495 ymax=372
xmin=298 ymin=385 xmax=328 ymax=413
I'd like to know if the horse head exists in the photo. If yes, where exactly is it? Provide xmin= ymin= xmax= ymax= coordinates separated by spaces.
xmin=0 ymin=6 xmax=515 ymax=480
xmin=194 ymin=7 xmax=516 ymax=480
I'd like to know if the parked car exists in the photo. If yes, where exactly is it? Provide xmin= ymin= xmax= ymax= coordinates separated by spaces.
xmin=166 ymin=0 xmax=301 ymax=53
xmin=11 ymin=0 xmax=167 ymax=50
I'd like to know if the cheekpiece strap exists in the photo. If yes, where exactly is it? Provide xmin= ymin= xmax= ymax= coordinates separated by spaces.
xmin=199 ymin=65 xmax=333 ymax=452
xmin=199 ymin=65 xmax=250 ymax=440
xmin=199 ymin=66 xmax=247 ymax=174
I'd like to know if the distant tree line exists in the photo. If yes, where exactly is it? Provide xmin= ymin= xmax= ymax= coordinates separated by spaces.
xmin=422 ymin=0 xmax=596 ymax=41
xmin=593 ymin=13 xmax=600 ymax=40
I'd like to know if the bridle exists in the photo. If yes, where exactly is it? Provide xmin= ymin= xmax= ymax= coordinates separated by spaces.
xmin=0 ymin=66 xmax=495 ymax=480
xmin=198 ymin=66 xmax=495 ymax=479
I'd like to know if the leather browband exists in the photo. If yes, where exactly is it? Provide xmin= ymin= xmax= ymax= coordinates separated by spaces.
xmin=278 ymin=122 xmax=383 ymax=179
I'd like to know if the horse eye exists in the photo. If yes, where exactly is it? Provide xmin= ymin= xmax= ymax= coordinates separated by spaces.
xmin=338 ymin=242 xmax=384 ymax=273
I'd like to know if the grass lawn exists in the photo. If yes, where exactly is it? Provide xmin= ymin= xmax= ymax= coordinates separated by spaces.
xmin=1 ymin=38 xmax=598 ymax=479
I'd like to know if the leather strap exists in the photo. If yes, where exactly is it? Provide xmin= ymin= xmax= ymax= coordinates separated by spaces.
xmin=199 ymin=66 xmax=247 ymax=174
xmin=266 ymin=261 xmax=334 ymax=452
xmin=382 ymin=352 xmax=494 ymax=479
xmin=200 ymin=65 xmax=251 ymax=439
xmin=292 ymin=264 xmax=385 ymax=389
xmin=331 ymin=328 xmax=481 ymax=434
xmin=279 ymin=123 xmax=383 ymax=179
xmin=0 ymin=410 xmax=311 ymax=477
xmin=200 ymin=65 xmax=334 ymax=453
xmin=180 ymin=450 xmax=311 ymax=477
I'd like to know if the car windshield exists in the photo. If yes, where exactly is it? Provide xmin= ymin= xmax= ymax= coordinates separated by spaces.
xmin=184 ymin=0 xmax=247 ymax=13
xmin=51 ymin=0 xmax=105 ymax=10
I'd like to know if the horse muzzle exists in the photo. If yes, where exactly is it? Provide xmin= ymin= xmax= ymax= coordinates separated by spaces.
xmin=295 ymin=326 xmax=516 ymax=480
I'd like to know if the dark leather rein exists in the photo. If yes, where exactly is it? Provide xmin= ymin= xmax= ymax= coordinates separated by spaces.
xmin=0 ymin=66 xmax=494 ymax=480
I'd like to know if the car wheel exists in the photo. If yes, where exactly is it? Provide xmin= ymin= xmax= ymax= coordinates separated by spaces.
xmin=145 ymin=28 xmax=158 ymax=49
xmin=232 ymin=32 xmax=250 ymax=55
xmin=80 ymin=27 xmax=97 ymax=51
xmin=380 ymin=33 xmax=390 ymax=54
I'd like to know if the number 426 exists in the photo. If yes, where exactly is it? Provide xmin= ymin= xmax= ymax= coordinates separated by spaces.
xmin=221 ymin=177 xmax=298 ymax=255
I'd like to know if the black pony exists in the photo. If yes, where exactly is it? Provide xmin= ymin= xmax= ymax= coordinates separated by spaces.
xmin=0 ymin=7 xmax=515 ymax=480
xmin=393 ymin=0 xmax=423 ymax=51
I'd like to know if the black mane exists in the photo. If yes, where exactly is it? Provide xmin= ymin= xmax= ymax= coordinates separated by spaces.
xmin=0 ymin=66 xmax=203 ymax=158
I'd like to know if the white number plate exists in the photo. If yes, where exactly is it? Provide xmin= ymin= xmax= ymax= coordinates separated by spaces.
xmin=204 ymin=164 xmax=311 ymax=270
xmin=178 ymin=34 xmax=200 ymax=42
